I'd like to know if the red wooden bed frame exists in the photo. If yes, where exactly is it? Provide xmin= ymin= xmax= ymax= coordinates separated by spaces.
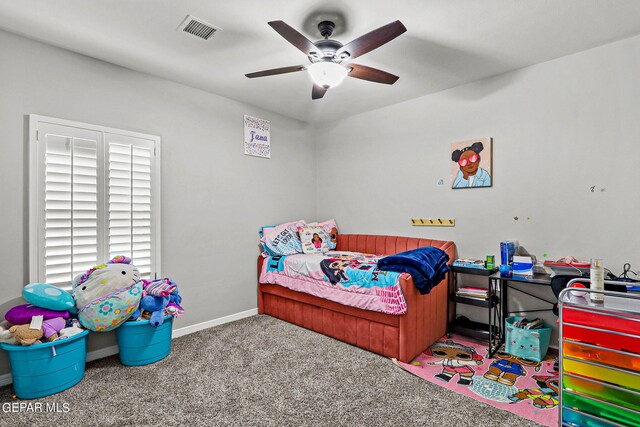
xmin=257 ymin=234 xmax=456 ymax=363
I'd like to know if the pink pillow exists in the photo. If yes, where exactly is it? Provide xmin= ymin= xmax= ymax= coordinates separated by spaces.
xmin=260 ymin=220 xmax=305 ymax=240
xmin=5 ymin=304 xmax=71 ymax=325
xmin=260 ymin=220 xmax=306 ymax=256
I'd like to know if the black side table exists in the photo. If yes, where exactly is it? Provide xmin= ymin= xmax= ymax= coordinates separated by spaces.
xmin=449 ymin=266 xmax=501 ymax=357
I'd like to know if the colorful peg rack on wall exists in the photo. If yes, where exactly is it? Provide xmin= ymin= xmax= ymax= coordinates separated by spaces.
xmin=411 ymin=218 xmax=455 ymax=227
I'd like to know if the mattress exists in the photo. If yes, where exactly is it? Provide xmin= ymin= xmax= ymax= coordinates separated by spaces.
xmin=259 ymin=251 xmax=407 ymax=315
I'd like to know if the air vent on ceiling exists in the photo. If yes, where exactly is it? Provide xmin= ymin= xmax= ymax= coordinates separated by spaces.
xmin=177 ymin=15 xmax=221 ymax=40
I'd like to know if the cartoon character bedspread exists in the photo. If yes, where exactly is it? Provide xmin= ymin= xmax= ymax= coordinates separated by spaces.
xmin=259 ymin=251 xmax=407 ymax=315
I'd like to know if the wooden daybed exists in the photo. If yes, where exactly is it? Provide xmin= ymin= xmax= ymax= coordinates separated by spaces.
xmin=257 ymin=234 xmax=455 ymax=363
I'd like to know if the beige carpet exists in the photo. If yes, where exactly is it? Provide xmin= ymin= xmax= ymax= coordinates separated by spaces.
xmin=0 ymin=315 xmax=540 ymax=426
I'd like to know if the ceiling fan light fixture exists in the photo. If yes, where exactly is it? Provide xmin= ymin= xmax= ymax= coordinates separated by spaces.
xmin=308 ymin=62 xmax=348 ymax=88
xmin=246 ymin=19 xmax=406 ymax=99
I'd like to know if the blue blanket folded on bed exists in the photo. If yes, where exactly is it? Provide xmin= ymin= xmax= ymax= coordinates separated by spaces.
xmin=377 ymin=247 xmax=450 ymax=295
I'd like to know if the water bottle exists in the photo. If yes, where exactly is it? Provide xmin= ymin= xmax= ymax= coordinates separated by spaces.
xmin=590 ymin=258 xmax=604 ymax=303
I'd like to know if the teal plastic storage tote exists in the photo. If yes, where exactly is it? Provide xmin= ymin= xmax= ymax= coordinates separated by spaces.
xmin=115 ymin=316 xmax=173 ymax=366
xmin=0 ymin=330 xmax=89 ymax=399
xmin=505 ymin=316 xmax=552 ymax=362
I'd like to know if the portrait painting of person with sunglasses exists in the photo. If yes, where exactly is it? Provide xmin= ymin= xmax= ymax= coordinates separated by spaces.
xmin=451 ymin=139 xmax=492 ymax=188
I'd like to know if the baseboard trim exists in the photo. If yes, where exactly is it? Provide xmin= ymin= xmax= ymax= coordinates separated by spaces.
xmin=172 ymin=308 xmax=258 ymax=339
xmin=0 ymin=308 xmax=258 ymax=388
xmin=0 ymin=372 xmax=11 ymax=388
xmin=86 ymin=345 xmax=119 ymax=362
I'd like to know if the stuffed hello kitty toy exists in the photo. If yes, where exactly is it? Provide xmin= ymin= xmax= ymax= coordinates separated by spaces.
xmin=72 ymin=256 xmax=143 ymax=332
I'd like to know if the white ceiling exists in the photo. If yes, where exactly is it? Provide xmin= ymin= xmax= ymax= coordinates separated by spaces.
xmin=2 ymin=0 xmax=640 ymax=123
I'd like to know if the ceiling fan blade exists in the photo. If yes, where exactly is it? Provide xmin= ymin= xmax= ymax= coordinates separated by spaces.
xmin=348 ymin=64 xmax=399 ymax=85
xmin=268 ymin=20 xmax=319 ymax=56
xmin=336 ymin=20 xmax=407 ymax=61
xmin=312 ymin=84 xmax=328 ymax=100
xmin=245 ymin=65 xmax=307 ymax=78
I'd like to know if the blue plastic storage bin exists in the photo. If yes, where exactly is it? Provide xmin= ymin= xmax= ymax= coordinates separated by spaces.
xmin=115 ymin=316 xmax=173 ymax=366
xmin=505 ymin=316 xmax=552 ymax=362
xmin=0 ymin=330 xmax=89 ymax=399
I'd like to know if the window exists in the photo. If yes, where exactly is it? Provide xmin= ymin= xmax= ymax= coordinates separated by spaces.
xmin=29 ymin=115 xmax=161 ymax=287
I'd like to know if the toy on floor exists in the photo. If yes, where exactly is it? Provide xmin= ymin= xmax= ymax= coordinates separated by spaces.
xmin=72 ymin=255 xmax=143 ymax=332
xmin=133 ymin=294 xmax=169 ymax=327
xmin=5 ymin=304 xmax=70 ymax=325
xmin=7 ymin=316 xmax=67 ymax=346
xmin=165 ymin=298 xmax=184 ymax=317
xmin=41 ymin=317 xmax=66 ymax=341
xmin=164 ymin=282 xmax=184 ymax=317
xmin=9 ymin=324 xmax=43 ymax=345
xmin=0 ymin=320 xmax=17 ymax=345
xmin=23 ymin=282 xmax=77 ymax=313
xmin=57 ymin=319 xmax=84 ymax=340
xmin=130 ymin=278 xmax=184 ymax=327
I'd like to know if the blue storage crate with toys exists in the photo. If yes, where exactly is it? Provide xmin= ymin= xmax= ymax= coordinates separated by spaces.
xmin=0 ymin=330 xmax=89 ymax=399
xmin=0 ymin=256 xmax=184 ymax=400
xmin=116 ymin=315 xmax=173 ymax=366
xmin=505 ymin=316 xmax=552 ymax=362
xmin=115 ymin=276 xmax=183 ymax=366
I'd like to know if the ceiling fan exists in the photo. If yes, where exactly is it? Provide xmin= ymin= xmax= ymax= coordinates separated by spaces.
xmin=245 ymin=19 xmax=407 ymax=99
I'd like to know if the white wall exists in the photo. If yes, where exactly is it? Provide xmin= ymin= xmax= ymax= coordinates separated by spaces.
xmin=316 ymin=34 xmax=640 ymax=271
xmin=0 ymin=30 xmax=316 ymax=375
xmin=315 ymin=34 xmax=640 ymax=339
xmin=2 ymin=28 xmax=639 ymax=376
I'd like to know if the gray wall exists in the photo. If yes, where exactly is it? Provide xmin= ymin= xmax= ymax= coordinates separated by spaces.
xmin=315 ymin=34 xmax=640 ymax=264
xmin=0 ymin=30 xmax=316 ymax=375
xmin=1 ymin=28 xmax=639 ymax=375
xmin=314 ymin=34 xmax=640 ymax=341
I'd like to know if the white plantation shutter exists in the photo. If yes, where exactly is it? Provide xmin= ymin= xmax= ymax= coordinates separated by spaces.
xmin=107 ymin=135 xmax=155 ymax=279
xmin=39 ymin=124 xmax=102 ymax=286
xmin=30 ymin=116 xmax=160 ymax=287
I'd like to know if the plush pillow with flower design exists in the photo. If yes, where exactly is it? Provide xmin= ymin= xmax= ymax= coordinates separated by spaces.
xmin=72 ymin=256 xmax=142 ymax=332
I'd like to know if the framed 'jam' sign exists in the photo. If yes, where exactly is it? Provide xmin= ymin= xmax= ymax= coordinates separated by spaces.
xmin=244 ymin=115 xmax=270 ymax=158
